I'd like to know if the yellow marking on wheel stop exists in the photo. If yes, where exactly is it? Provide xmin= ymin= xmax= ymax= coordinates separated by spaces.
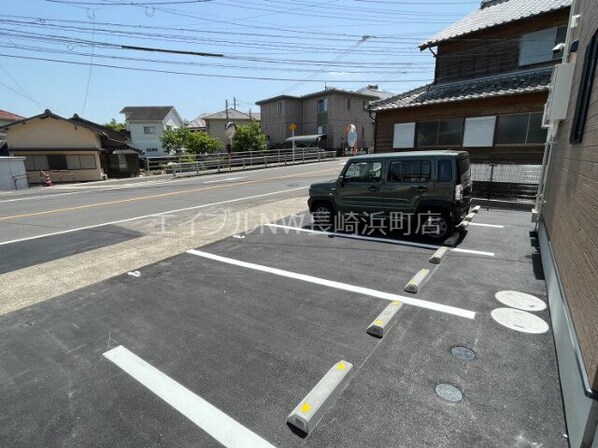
xmin=300 ymin=403 xmax=311 ymax=413
xmin=392 ymin=300 xmax=401 ymax=306
xmin=337 ymin=361 xmax=346 ymax=371
xmin=374 ymin=319 xmax=384 ymax=325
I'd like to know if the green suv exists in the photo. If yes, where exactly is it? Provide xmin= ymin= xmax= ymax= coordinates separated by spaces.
xmin=308 ymin=150 xmax=472 ymax=240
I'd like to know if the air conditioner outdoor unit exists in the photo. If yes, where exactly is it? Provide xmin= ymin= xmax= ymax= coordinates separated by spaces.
xmin=542 ymin=63 xmax=575 ymax=127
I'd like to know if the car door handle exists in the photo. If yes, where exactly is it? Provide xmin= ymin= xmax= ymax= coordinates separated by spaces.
xmin=368 ymin=186 xmax=380 ymax=192
xmin=415 ymin=186 xmax=428 ymax=193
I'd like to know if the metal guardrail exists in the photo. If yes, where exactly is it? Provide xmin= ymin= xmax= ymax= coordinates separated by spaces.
xmin=143 ymin=148 xmax=337 ymax=177
xmin=471 ymin=163 xmax=541 ymax=203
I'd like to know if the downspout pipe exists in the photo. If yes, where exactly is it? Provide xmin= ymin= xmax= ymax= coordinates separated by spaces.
xmin=534 ymin=0 xmax=578 ymax=223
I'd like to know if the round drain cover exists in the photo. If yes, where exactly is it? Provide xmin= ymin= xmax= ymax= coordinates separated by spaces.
xmin=435 ymin=384 xmax=463 ymax=402
xmin=491 ymin=308 xmax=549 ymax=334
xmin=495 ymin=291 xmax=546 ymax=312
xmin=451 ymin=346 xmax=475 ymax=361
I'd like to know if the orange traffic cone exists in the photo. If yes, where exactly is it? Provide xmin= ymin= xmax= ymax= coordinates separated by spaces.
xmin=41 ymin=171 xmax=53 ymax=187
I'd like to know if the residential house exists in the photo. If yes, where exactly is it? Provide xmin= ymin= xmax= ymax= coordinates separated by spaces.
xmin=369 ymin=0 xmax=571 ymax=165
xmin=256 ymin=85 xmax=393 ymax=151
xmin=2 ymin=110 xmax=141 ymax=184
xmin=535 ymin=0 xmax=598 ymax=445
xmin=196 ymin=108 xmax=260 ymax=146
xmin=120 ymin=106 xmax=184 ymax=157
xmin=0 ymin=109 xmax=25 ymax=155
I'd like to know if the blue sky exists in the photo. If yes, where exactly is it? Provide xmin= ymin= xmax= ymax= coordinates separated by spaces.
xmin=0 ymin=0 xmax=480 ymax=124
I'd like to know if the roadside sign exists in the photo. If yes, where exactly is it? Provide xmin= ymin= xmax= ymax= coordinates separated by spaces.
xmin=347 ymin=124 xmax=357 ymax=155
xmin=290 ymin=123 xmax=297 ymax=132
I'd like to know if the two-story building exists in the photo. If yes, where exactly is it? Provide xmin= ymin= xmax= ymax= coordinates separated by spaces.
xmin=0 ymin=110 xmax=24 ymax=156
xmin=120 ymin=106 xmax=184 ymax=157
xmin=369 ymin=0 xmax=571 ymax=165
xmin=192 ymin=108 xmax=260 ymax=146
xmin=256 ymin=85 xmax=393 ymax=151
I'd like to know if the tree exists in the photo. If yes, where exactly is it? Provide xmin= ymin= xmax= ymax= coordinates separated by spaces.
xmin=232 ymin=122 xmax=267 ymax=152
xmin=160 ymin=127 xmax=223 ymax=155
xmin=185 ymin=131 xmax=223 ymax=154
xmin=104 ymin=118 xmax=126 ymax=133
xmin=160 ymin=127 xmax=190 ymax=155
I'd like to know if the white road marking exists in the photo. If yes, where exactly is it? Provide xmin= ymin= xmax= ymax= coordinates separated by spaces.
xmin=103 ymin=346 xmax=276 ymax=448
xmin=203 ymin=176 xmax=246 ymax=184
xmin=0 ymin=191 xmax=82 ymax=204
xmin=468 ymin=223 xmax=504 ymax=229
xmin=0 ymin=187 xmax=305 ymax=247
xmin=264 ymin=224 xmax=495 ymax=257
xmin=186 ymin=249 xmax=476 ymax=319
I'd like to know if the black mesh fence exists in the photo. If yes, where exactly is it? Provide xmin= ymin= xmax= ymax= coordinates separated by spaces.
xmin=471 ymin=163 xmax=541 ymax=204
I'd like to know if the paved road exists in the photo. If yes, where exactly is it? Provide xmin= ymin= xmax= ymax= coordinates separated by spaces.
xmin=0 ymin=160 xmax=342 ymax=245
xmin=0 ymin=208 xmax=567 ymax=447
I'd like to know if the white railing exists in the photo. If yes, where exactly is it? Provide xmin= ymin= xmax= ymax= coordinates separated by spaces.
xmin=143 ymin=148 xmax=337 ymax=177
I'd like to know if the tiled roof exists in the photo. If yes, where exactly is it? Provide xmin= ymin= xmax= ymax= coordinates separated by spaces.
xmin=0 ymin=109 xmax=24 ymax=121
xmin=369 ymin=67 xmax=553 ymax=111
xmin=120 ymin=106 xmax=175 ymax=121
xmin=202 ymin=108 xmax=257 ymax=121
xmin=420 ymin=0 xmax=571 ymax=49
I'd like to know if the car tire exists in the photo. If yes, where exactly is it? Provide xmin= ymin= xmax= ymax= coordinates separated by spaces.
xmin=419 ymin=210 xmax=454 ymax=241
xmin=312 ymin=202 xmax=334 ymax=225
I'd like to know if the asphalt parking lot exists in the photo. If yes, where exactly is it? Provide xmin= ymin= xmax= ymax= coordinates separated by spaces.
xmin=0 ymin=207 xmax=567 ymax=447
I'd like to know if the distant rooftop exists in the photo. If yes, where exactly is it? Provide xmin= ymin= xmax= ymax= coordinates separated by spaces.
xmin=369 ymin=67 xmax=552 ymax=111
xmin=420 ymin=0 xmax=572 ymax=50
xmin=256 ymin=85 xmax=393 ymax=105
xmin=201 ymin=108 xmax=259 ymax=121
xmin=120 ymin=106 xmax=176 ymax=121
xmin=0 ymin=109 xmax=25 ymax=122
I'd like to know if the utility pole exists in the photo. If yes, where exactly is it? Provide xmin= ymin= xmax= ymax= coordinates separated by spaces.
xmin=233 ymin=97 xmax=237 ymax=109
xmin=225 ymin=99 xmax=229 ymax=120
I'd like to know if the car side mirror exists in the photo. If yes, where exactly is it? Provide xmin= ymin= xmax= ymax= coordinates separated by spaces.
xmin=338 ymin=175 xmax=345 ymax=186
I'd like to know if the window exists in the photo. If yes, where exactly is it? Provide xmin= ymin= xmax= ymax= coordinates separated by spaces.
xmin=277 ymin=102 xmax=283 ymax=116
xmin=317 ymin=125 xmax=327 ymax=134
xmin=347 ymin=98 xmax=351 ymax=110
xmin=317 ymin=98 xmax=328 ymax=113
xmin=66 ymin=154 xmax=97 ymax=170
xmin=361 ymin=125 xmax=365 ymax=138
xmin=438 ymin=160 xmax=453 ymax=182
xmin=463 ymin=116 xmax=496 ymax=147
xmin=389 ymin=160 xmax=431 ymax=183
xmin=144 ymin=126 xmax=156 ymax=134
xmin=30 ymin=155 xmax=49 ymax=170
xmin=570 ymin=29 xmax=598 ymax=144
xmin=47 ymin=155 xmax=67 ymax=170
xmin=416 ymin=119 xmax=463 ymax=147
xmin=519 ymin=26 xmax=568 ymax=66
xmin=344 ymin=161 xmax=382 ymax=183
xmin=393 ymin=122 xmax=415 ymax=149
xmin=495 ymin=112 xmax=547 ymax=145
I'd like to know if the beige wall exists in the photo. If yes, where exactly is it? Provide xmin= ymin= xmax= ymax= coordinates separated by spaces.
xmin=259 ymin=99 xmax=303 ymax=146
xmin=10 ymin=150 xmax=103 ymax=183
xmin=7 ymin=117 xmax=101 ymax=149
xmin=205 ymin=118 xmax=255 ymax=146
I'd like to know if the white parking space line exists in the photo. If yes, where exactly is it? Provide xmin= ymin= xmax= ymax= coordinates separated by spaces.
xmin=264 ymin=224 xmax=495 ymax=257
xmin=203 ymin=177 xmax=247 ymax=184
xmin=468 ymin=223 xmax=505 ymax=229
xmin=0 ymin=187 xmax=304 ymax=247
xmin=186 ymin=249 xmax=476 ymax=319
xmin=104 ymin=346 xmax=276 ymax=448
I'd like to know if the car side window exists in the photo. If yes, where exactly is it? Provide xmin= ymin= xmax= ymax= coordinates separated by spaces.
xmin=438 ymin=159 xmax=453 ymax=182
xmin=389 ymin=160 xmax=431 ymax=183
xmin=344 ymin=161 xmax=382 ymax=183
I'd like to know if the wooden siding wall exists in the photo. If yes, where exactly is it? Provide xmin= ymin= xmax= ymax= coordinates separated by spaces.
xmin=435 ymin=9 xmax=569 ymax=84
xmin=374 ymin=92 xmax=548 ymax=164
xmin=542 ymin=1 xmax=598 ymax=390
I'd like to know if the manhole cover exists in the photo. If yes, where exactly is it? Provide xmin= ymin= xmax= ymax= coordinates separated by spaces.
xmin=491 ymin=308 xmax=549 ymax=334
xmin=495 ymin=291 xmax=546 ymax=312
xmin=451 ymin=346 xmax=475 ymax=361
xmin=435 ymin=384 xmax=463 ymax=402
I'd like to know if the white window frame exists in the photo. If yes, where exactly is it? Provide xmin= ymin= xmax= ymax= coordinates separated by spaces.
xmin=392 ymin=122 xmax=415 ymax=149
